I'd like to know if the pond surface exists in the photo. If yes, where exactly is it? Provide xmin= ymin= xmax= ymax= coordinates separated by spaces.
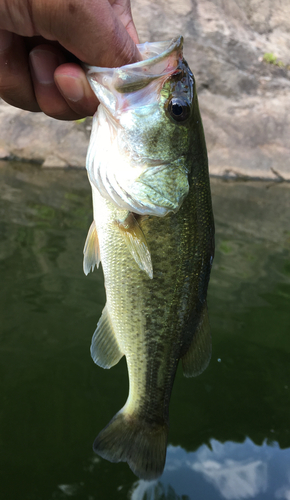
xmin=0 ymin=161 xmax=289 ymax=500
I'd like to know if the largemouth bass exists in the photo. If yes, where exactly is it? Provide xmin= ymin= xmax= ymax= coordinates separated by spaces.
xmin=83 ymin=36 xmax=214 ymax=480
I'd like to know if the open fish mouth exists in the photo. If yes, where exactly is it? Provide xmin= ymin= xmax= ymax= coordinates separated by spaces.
xmin=85 ymin=36 xmax=184 ymax=94
xmin=84 ymin=36 xmax=184 ymax=117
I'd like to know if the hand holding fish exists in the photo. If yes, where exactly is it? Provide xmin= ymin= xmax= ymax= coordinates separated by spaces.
xmin=0 ymin=0 xmax=140 ymax=120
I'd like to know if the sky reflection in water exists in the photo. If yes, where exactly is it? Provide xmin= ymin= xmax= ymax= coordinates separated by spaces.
xmin=132 ymin=439 xmax=290 ymax=500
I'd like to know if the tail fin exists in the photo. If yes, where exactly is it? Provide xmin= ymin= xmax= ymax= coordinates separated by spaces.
xmin=93 ymin=407 xmax=168 ymax=480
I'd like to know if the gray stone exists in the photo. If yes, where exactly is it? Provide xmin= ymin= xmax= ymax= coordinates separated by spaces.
xmin=0 ymin=102 xmax=90 ymax=167
xmin=132 ymin=0 xmax=290 ymax=180
xmin=42 ymin=155 xmax=70 ymax=168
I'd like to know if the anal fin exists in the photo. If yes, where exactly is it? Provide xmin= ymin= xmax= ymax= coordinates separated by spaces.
xmin=182 ymin=302 xmax=212 ymax=377
xmin=91 ymin=306 xmax=124 ymax=369
xmin=83 ymin=221 xmax=100 ymax=275
xmin=118 ymin=212 xmax=153 ymax=279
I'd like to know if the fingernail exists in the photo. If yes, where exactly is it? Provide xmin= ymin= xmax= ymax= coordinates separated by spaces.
xmin=0 ymin=30 xmax=13 ymax=52
xmin=55 ymin=74 xmax=84 ymax=102
xmin=30 ymin=49 xmax=59 ymax=84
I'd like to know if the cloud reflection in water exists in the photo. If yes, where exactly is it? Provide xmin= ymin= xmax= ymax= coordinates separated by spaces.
xmin=190 ymin=439 xmax=267 ymax=499
xmin=130 ymin=439 xmax=290 ymax=500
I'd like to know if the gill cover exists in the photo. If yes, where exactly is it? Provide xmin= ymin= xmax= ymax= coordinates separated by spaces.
xmin=85 ymin=37 xmax=191 ymax=217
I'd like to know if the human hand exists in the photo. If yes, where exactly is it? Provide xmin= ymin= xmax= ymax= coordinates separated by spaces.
xmin=0 ymin=0 xmax=140 ymax=120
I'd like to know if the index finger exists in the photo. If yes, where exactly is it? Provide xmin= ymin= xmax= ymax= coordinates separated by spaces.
xmin=26 ymin=0 xmax=141 ymax=67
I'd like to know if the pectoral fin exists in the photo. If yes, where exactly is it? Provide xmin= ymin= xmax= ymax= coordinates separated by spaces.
xmin=118 ymin=213 xmax=153 ymax=279
xmin=83 ymin=221 xmax=100 ymax=275
xmin=182 ymin=302 xmax=212 ymax=377
xmin=91 ymin=306 xmax=124 ymax=369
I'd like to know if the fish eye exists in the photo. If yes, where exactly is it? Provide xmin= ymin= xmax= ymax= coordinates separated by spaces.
xmin=167 ymin=98 xmax=191 ymax=123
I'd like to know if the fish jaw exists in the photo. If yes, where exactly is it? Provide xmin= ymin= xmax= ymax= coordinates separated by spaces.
xmin=86 ymin=102 xmax=190 ymax=216
xmin=85 ymin=36 xmax=184 ymax=112
xmin=85 ymin=37 xmax=193 ymax=217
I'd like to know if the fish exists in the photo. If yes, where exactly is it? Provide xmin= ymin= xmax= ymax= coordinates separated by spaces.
xmin=83 ymin=36 xmax=215 ymax=480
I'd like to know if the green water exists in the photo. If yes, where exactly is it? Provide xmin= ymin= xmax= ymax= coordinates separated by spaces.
xmin=0 ymin=161 xmax=289 ymax=500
